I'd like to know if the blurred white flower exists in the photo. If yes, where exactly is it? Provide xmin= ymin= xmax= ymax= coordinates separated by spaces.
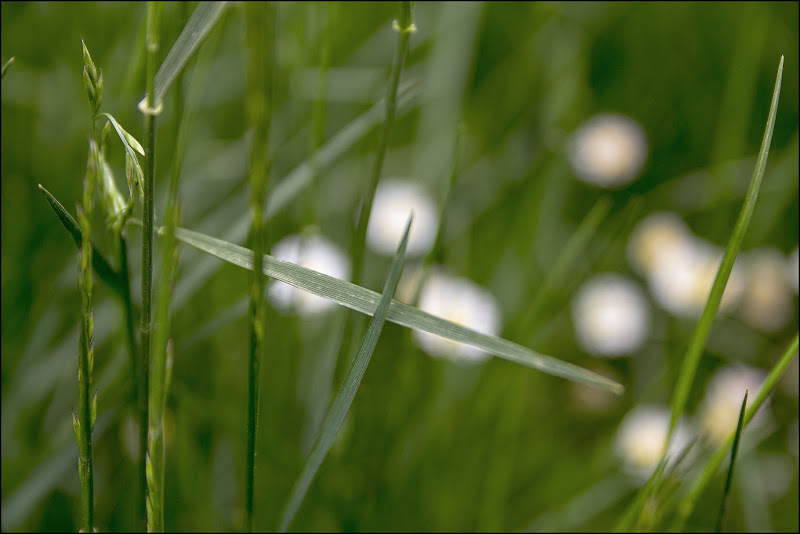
xmin=737 ymin=248 xmax=794 ymax=332
xmin=646 ymin=236 xmax=745 ymax=318
xmin=788 ymin=247 xmax=798 ymax=293
xmin=366 ymin=179 xmax=439 ymax=257
xmin=413 ymin=268 xmax=502 ymax=364
xmin=615 ymin=405 xmax=694 ymax=480
xmin=627 ymin=212 xmax=693 ymax=277
xmin=698 ymin=365 xmax=767 ymax=446
xmin=568 ymin=113 xmax=648 ymax=188
xmin=268 ymin=231 xmax=351 ymax=315
xmin=571 ymin=273 xmax=650 ymax=357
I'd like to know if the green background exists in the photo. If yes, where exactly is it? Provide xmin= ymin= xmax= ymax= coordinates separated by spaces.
xmin=2 ymin=2 xmax=798 ymax=531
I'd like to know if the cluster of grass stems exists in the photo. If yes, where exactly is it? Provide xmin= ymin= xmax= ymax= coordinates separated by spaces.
xmin=20 ymin=1 xmax=797 ymax=531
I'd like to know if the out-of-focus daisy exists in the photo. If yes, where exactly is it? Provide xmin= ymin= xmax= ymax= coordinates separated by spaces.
xmin=413 ymin=268 xmax=502 ymax=364
xmin=737 ymin=248 xmax=794 ymax=333
xmin=268 ymin=231 xmax=351 ymax=315
xmin=614 ymin=405 xmax=694 ymax=480
xmin=366 ymin=179 xmax=440 ymax=257
xmin=698 ymin=365 xmax=767 ymax=446
xmin=646 ymin=237 xmax=745 ymax=318
xmin=568 ymin=113 xmax=648 ymax=188
xmin=571 ymin=273 xmax=650 ymax=357
xmin=788 ymin=247 xmax=798 ymax=293
xmin=627 ymin=212 xmax=693 ymax=277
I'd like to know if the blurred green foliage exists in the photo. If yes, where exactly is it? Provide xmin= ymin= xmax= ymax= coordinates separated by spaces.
xmin=2 ymin=2 xmax=797 ymax=532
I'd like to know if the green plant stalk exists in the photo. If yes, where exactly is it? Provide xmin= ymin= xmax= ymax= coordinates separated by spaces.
xmin=668 ymin=55 xmax=783 ymax=439
xmin=304 ymin=1 xmax=335 ymax=227
xmin=75 ymin=147 xmax=97 ymax=533
xmin=350 ymin=1 xmax=414 ymax=288
xmin=142 ymin=2 xmax=163 ymax=531
xmin=715 ymin=390 xmax=747 ymax=532
xmin=671 ymin=332 xmax=798 ymax=531
xmin=244 ymin=2 xmax=275 ymax=530
xmin=74 ymin=37 xmax=105 ymax=532
xmin=338 ymin=0 xmax=414 ymax=393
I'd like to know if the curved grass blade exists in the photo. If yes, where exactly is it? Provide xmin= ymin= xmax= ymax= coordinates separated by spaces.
xmin=152 ymin=1 xmax=229 ymax=105
xmin=279 ymin=215 xmax=412 ymax=532
xmin=669 ymin=56 xmax=784 ymax=437
xmin=715 ymin=390 xmax=747 ymax=532
xmin=671 ymin=332 xmax=798 ymax=531
xmin=134 ymin=219 xmax=623 ymax=394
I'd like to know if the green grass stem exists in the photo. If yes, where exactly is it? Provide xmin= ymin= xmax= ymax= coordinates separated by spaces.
xmin=142 ymin=3 xmax=163 ymax=531
xmin=244 ymin=2 xmax=276 ymax=530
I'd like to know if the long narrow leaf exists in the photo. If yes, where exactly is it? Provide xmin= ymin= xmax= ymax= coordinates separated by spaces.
xmin=669 ymin=56 xmax=784 ymax=436
xmin=279 ymin=215 xmax=412 ymax=532
xmin=136 ymin=219 xmax=624 ymax=394
xmin=153 ymin=1 xmax=229 ymax=104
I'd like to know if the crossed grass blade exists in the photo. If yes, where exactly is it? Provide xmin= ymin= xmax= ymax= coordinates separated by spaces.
xmin=132 ymin=219 xmax=624 ymax=394
xmin=279 ymin=215 xmax=412 ymax=532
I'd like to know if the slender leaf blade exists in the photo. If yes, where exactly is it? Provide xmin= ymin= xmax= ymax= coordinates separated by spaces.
xmin=715 ymin=390 xmax=747 ymax=532
xmin=669 ymin=56 xmax=784 ymax=435
xmin=279 ymin=215 xmax=412 ymax=532
xmin=153 ymin=1 xmax=229 ymax=104
xmin=137 ymin=220 xmax=624 ymax=394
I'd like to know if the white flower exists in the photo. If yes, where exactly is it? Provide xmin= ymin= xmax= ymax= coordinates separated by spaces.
xmin=366 ymin=179 xmax=439 ymax=257
xmin=698 ymin=365 xmax=767 ymax=446
xmin=268 ymin=231 xmax=351 ymax=315
xmin=412 ymin=268 xmax=502 ymax=364
xmin=615 ymin=405 xmax=694 ymax=480
xmin=627 ymin=212 xmax=693 ymax=277
xmin=646 ymin=236 xmax=745 ymax=318
xmin=571 ymin=273 xmax=650 ymax=357
xmin=737 ymin=248 xmax=794 ymax=333
xmin=568 ymin=113 xmax=648 ymax=188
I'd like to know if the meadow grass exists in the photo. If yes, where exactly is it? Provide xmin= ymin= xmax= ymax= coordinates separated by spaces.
xmin=3 ymin=2 xmax=798 ymax=532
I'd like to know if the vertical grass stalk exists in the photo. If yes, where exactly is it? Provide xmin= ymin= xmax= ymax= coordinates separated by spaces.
xmin=244 ymin=2 xmax=275 ymax=531
xmin=338 ymin=0 xmax=415 ymax=387
xmin=73 ymin=37 xmax=104 ymax=532
xmin=141 ymin=2 xmax=163 ymax=531
xmin=350 ymin=1 xmax=415 ymax=286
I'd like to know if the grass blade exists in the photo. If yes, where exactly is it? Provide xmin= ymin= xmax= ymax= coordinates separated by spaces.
xmin=135 ymin=220 xmax=624 ymax=394
xmin=669 ymin=56 xmax=784 ymax=437
xmin=715 ymin=390 xmax=747 ymax=532
xmin=279 ymin=215 xmax=412 ymax=532
xmin=152 ymin=1 xmax=229 ymax=106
